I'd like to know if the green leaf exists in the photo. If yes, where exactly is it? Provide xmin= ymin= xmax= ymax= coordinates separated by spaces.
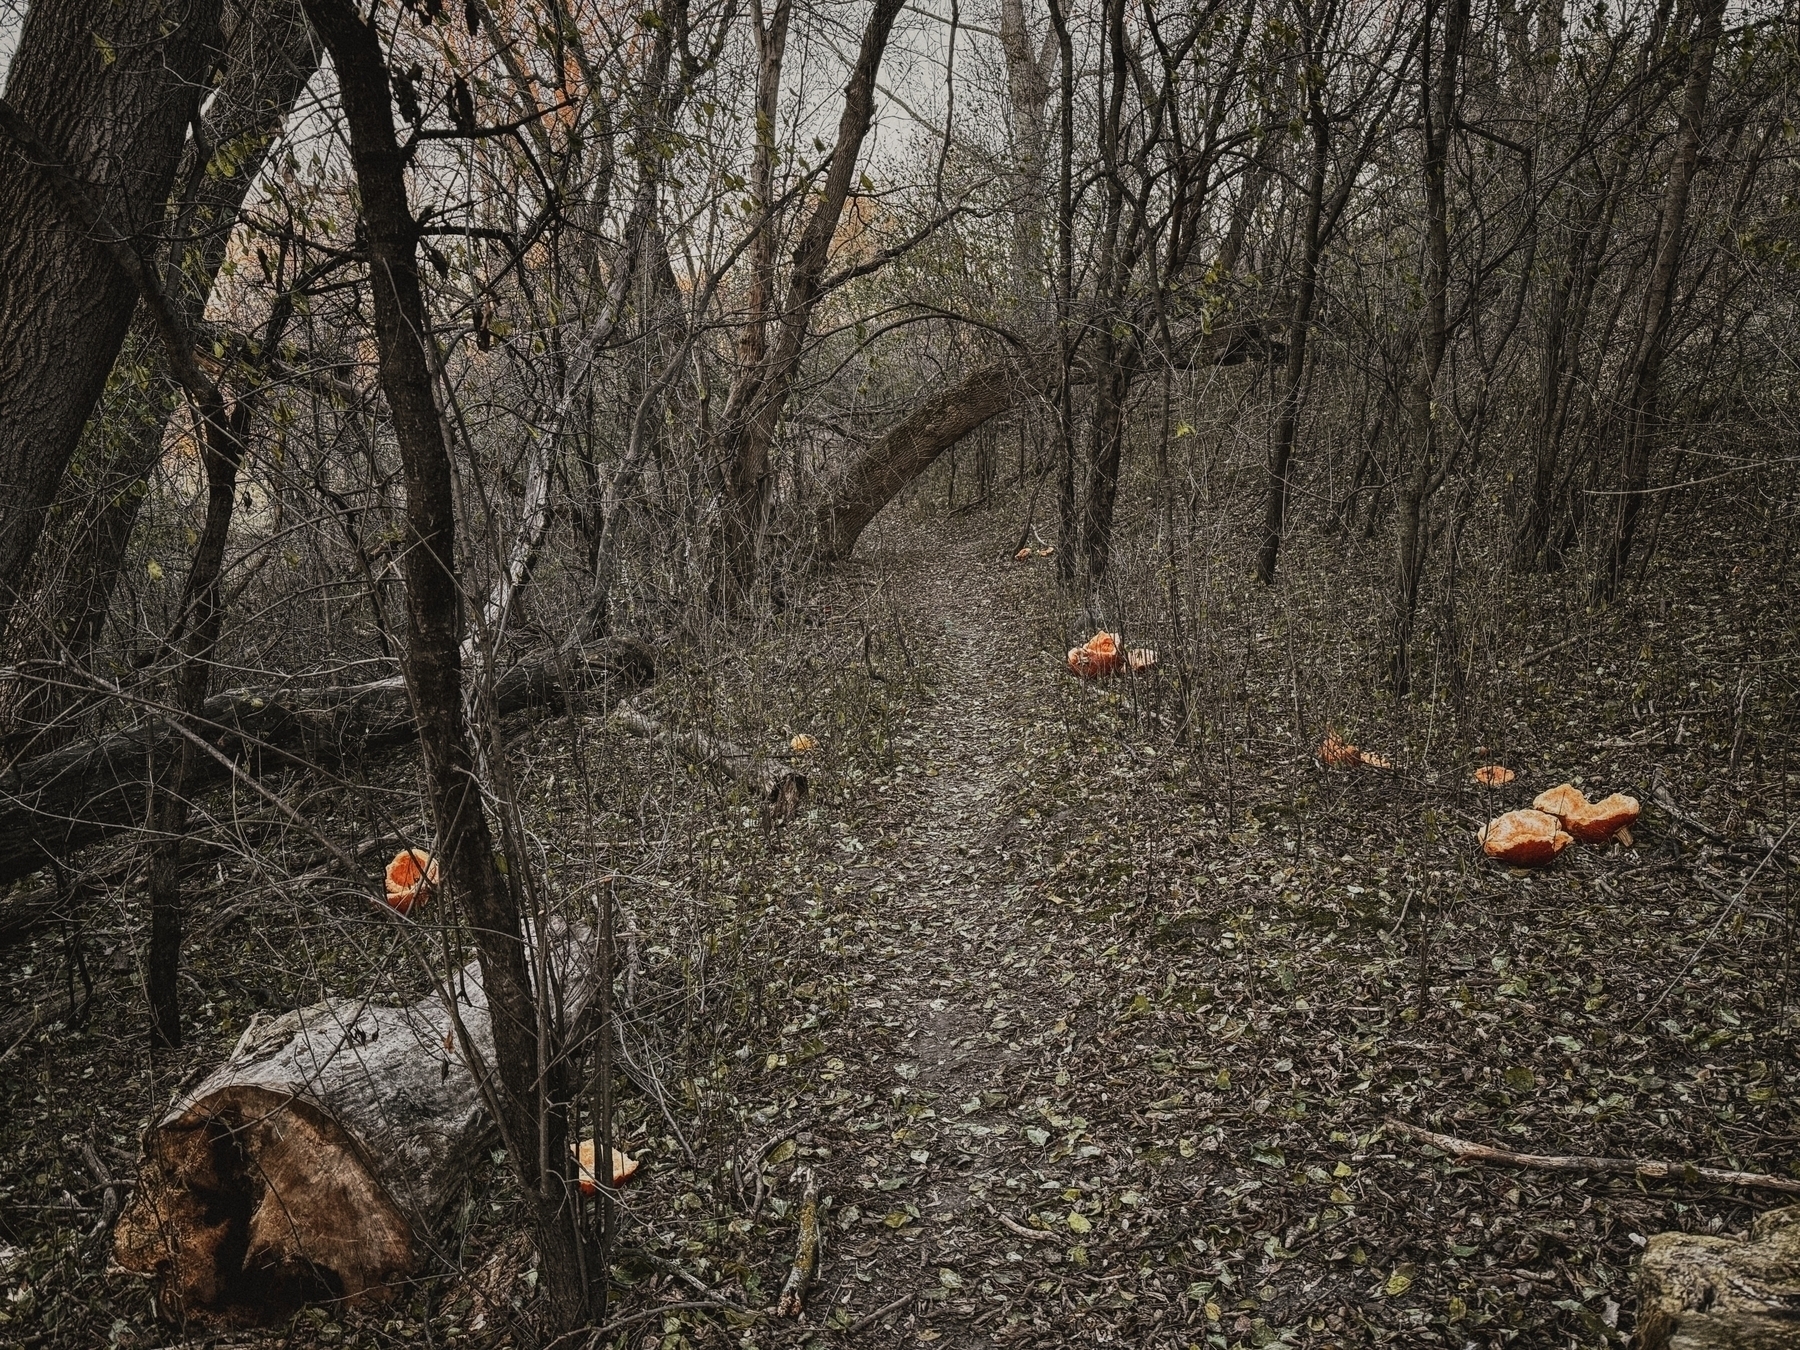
xmin=1067 ymin=1211 xmax=1091 ymax=1234
xmin=882 ymin=1210 xmax=912 ymax=1228
xmin=1384 ymin=1270 xmax=1413 ymax=1297
xmin=1504 ymin=1066 xmax=1536 ymax=1091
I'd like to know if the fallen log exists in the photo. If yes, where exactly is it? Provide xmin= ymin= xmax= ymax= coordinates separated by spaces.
xmin=0 ymin=639 xmax=654 ymax=887
xmin=113 ymin=925 xmax=600 ymax=1324
xmin=614 ymin=702 xmax=807 ymax=823
xmin=1634 ymin=1206 xmax=1800 ymax=1350
xmin=1385 ymin=1118 xmax=1800 ymax=1195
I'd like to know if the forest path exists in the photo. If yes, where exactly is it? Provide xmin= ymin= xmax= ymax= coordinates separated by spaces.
xmin=793 ymin=532 xmax=1134 ymax=1347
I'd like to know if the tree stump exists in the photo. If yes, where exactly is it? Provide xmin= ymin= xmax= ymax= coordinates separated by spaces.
xmin=1633 ymin=1206 xmax=1800 ymax=1349
xmin=114 ymin=928 xmax=595 ymax=1324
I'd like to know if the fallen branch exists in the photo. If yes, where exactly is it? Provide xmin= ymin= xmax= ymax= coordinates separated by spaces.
xmin=613 ymin=702 xmax=807 ymax=823
xmin=777 ymin=1167 xmax=821 ymax=1318
xmin=0 ymin=639 xmax=653 ymax=886
xmin=1385 ymin=1119 xmax=1800 ymax=1195
xmin=1517 ymin=633 xmax=1581 ymax=669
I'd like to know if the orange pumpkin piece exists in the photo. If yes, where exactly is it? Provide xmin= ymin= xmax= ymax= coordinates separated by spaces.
xmin=1066 ymin=631 xmax=1125 ymax=679
xmin=573 ymin=1138 xmax=639 ymax=1194
xmin=789 ymin=733 xmax=818 ymax=754
xmin=1358 ymin=750 xmax=1393 ymax=769
xmin=1531 ymin=783 xmax=1588 ymax=820
xmin=1561 ymin=792 xmax=1640 ymax=844
xmin=1473 ymin=765 xmax=1515 ymax=786
xmin=384 ymin=849 xmax=439 ymax=914
xmin=1127 ymin=647 xmax=1159 ymax=674
xmin=1479 ymin=809 xmax=1573 ymax=866
xmin=1320 ymin=732 xmax=1360 ymax=767
xmin=1014 ymin=546 xmax=1033 ymax=560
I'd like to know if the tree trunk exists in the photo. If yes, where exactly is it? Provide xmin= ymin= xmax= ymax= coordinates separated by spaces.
xmin=24 ymin=0 xmax=319 ymax=709
xmin=297 ymin=2 xmax=596 ymax=1325
xmin=818 ymin=357 xmax=1048 ymax=562
xmin=1389 ymin=0 xmax=1468 ymax=694
xmin=1593 ymin=0 xmax=1724 ymax=603
xmin=115 ymin=928 xmax=600 ymax=1324
xmin=1633 ymin=1206 xmax=1800 ymax=1350
xmin=713 ymin=0 xmax=907 ymax=602
xmin=0 ymin=0 xmax=223 ymax=645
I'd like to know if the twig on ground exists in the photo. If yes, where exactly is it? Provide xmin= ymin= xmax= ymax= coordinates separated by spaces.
xmin=1633 ymin=818 xmax=1798 ymax=1029
xmin=996 ymin=1213 xmax=1061 ymax=1244
xmin=1385 ymin=1118 xmax=1800 ymax=1194
xmin=846 ymin=1289 xmax=917 ymax=1335
xmin=616 ymin=1247 xmax=747 ymax=1306
xmin=777 ymin=1167 xmax=821 ymax=1318
xmin=1518 ymin=634 xmax=1581 ymax=669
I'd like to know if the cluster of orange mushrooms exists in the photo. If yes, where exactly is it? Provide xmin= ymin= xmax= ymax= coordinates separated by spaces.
xmin=1477 ymin=780 xmax=1640 ymax=867
xmin=1065 ymin=631 xmax=1159 ymax=679
xmin=1308 ymin=738 xmax=1638 ymax=869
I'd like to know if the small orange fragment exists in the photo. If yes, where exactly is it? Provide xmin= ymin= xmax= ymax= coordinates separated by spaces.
xmin=1479 ymin=810 xmax=1573 ymax=866
xmin=384 ymin=849 xmax=439 ymax=915
xmin=1320 ymin=732 xmax=1360 ymax=767
xmin=1358 ymin=750 xmax=1393 ymax=769
xmin=1015 ymin=546 xmax=1033 ymax=560
xmin=574 ymin=1138 xmax=639 ymax=1194
xmin=1473 ymin=765 xmax=1515 ymax=787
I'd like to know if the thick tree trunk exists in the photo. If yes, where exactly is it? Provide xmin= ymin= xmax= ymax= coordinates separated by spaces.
xmin=297 ymin=2 xmax=596 ymax=1326
xmin=24 ymin=0 xmax=319 ymax=701
xmin=0 ymin=0 xmax=223 ymax=644
xmin=1633 ymin=1206 xmax=1800 ymax=1350
xmin=818 ymin=358 xmax=1047 ymax=562
xmin=114 ymin=928 xmax=600 ymax=1324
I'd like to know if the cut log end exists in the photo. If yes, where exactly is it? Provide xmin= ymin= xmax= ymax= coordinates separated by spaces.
xmin=1634 ymin=1206 xmax=1800 ymax=1350
xmin=113 ymin=1085 xmax=412 ymax=1324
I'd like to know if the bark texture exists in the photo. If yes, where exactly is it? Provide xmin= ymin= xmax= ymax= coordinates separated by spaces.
xmin=31 ymin=0 xmax=320 ymax=684
xmin=0 ymin=0 xmax=224 ymax=642
xmin=1633 ymin=1206 xmax=1800 ymax=1350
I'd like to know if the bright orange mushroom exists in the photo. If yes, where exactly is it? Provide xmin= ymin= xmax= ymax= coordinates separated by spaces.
xmin=574 ymin=1138 xmax=639 ymax=1194
xmin=383 ymin=849 xmax=439 ymax=915
xmin=1066 ymin=631 xmax=1126 ymax=679
xmin=1561 ymin=792 xmax=1641 ymax=844
xmin=1480 ymin=809 xmax=1573 ymax=866
xmin=1319 ymin=732 xmax=1361 ymax=767
xmin=1531 ymin=783 xmax=1587 ymax=820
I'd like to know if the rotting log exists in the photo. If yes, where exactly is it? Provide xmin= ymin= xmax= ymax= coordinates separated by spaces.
xmin=113 ymin=925 xmax=599 ymax=1324
xmin=0 ymin=639 xmax=654 ymax=887
xmin=1633 ymin=1206 xmax=1800 ymax=1350
xmin=614 ymin=702 xmax=807 ymax=823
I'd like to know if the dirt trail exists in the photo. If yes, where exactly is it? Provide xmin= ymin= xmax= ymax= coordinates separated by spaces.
xmin=801 ymin=541 xmax=1104 ymax=1345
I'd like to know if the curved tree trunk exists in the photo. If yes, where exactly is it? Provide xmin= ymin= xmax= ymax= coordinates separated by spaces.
xmin=0 ymin=0 xmax=224 ymax=644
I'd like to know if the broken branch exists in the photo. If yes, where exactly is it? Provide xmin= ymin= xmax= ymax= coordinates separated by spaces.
xmin=1385 ymin=1119 xmax=1800 ymax=1195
